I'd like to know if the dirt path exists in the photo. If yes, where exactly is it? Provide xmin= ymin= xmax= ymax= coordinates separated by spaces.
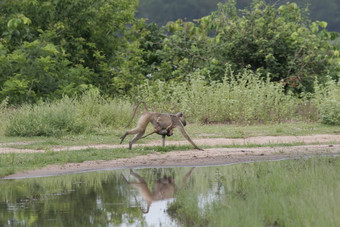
xmin=1 ymin=134 xmax=340 ymax=179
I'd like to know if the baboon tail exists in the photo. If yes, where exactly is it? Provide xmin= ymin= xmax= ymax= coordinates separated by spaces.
xmin=125 ymin=101 xmax=149 ymax=128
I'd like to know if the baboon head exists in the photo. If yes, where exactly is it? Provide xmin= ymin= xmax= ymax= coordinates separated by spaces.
xmin=176 ymin=112 xmax=187 ymax=126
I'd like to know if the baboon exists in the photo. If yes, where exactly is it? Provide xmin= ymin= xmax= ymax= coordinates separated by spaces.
xmin=141 ymin=115 xmax=174 ymax=139
xmin=122 ymin=167 xmax=195 ymax=213
xmin=120 ymin=101 xmax=203 ymax=150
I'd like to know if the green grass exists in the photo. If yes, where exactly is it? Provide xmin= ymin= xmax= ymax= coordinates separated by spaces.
xmin=1 ymin=122 xmax=339 ymax=178
xmin=1 ymin=91 xmax=133 ymax=137
xmin=0 ymin=140 xmax=325 ymax=178
xmin=0 ymin=145 xmax=194 ymax=178
xmin=187 ymin=122 xmax=340 ymax=138
xmin=1 ymin=122 xmax=339 ymax=150
xmin=168 ymin=156 xmax=340 ymax=226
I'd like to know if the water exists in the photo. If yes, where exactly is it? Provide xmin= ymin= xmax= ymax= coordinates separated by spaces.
xmin=0 ymin=167 xmax=200 ymax=226
xmin=1 ymin=155 xmax=338 ymax=226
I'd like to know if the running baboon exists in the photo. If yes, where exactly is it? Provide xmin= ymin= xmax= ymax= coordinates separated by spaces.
xmin=120 ymin=101 xmax=203 ymax=150
xmin=122 ymin=167 xmax=195 ymax=213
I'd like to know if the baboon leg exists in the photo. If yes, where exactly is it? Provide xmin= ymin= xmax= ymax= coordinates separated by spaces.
xmin=121 ymin=174 xmax=129 ymax=184
xmin=120 ymin=127 xmax=143 ymax=144
xmin=162 ymin=134 xmax=166 ymax=147
xmin=120 ymin=132 xmax=128 ymax=144
xmin=173 ymin=118 xmax=203 ymax=151
xmin=128 ymin=130 xmax=145 ymax=149
xmin=162 ymin=168 xmax=166 ymax=178
xmin=130 ymin=169 xmax=147 ymax=183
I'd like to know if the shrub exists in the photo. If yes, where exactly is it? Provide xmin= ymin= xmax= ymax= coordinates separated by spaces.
xmin=5 ymin=91 xmax=132 ymax=137
xmin=313 ymin=79 xmax=340 ymax=125
xmin=135 ymin=67 xmax=300 ymax=124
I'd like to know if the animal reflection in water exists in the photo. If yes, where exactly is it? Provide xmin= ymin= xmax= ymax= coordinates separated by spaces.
xmin=122 ymin=167 xmax=195 ymax=213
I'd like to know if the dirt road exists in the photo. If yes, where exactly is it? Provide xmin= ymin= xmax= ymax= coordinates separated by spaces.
xmin=1 ymin=134 xmax=340 ymax=179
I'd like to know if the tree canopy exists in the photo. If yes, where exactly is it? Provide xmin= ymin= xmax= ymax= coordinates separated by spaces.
xmin=137 ymin=0 xmax=340 ymax=32
xmin=0 ymin=0 xmax=339 ymax=104
xmin=0 ymin=0 xmax=138 ymax=103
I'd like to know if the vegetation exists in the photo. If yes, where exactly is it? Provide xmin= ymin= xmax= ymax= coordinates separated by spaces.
xmin=168 ymin=156 xmax=340 ymax=226
xmin=138 ymin=0 xmax=340 ymax=33
xmin=0 ymin=0 xmax=139 ymax=103
xmin=1 ymin=120 xmax=340 ymax=177
xmin=2 ymin=69 xmax=340 ymax=138
xmin=1 ymin=157 xmax=339 ymax=226
xmin=0 ymin=0 xmax=339 ymax=130
xmin=136 ymin=68 xmax=301 ymax=124
xmin=1 ymin=2 xmax=339 ymax=225
xmin=0 ymin=146 xmax=158 ymax=177
xmin=1 ymin=0 xmax=340 ymax=174
xmin=3 ymin=90 xmax=132 ymax=137
xmin=0 ymin=0 xmax=339 ymax=104
xmin=0 ymin=170 xmax=146 ymax=226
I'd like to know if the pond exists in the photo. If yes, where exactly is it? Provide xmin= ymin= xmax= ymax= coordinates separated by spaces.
xmin=1 ymin=156 xmax=339 ymax=226
xmin=0 ymin=166 xmax=213 ymax=226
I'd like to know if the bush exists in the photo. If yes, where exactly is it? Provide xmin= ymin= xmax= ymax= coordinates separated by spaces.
xmin=138 ymin=0 xmax=340 ymax=94
xmin=135 ymin=67 xmax=300 ymax=124
xmin=5 ymin=91 xmax=132 ymax=137
xmin=313 ymin=79 xmax=340 ymax=125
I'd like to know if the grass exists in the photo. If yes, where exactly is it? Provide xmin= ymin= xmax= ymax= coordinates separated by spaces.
xmin=1 ymin=122 xmax=339 ymax=150
xmin=168 ymin=156 xmax=340 ymax=226
xmin=0 ymin=122 xmax=339 ymax=177
xmin=1 ymin=91 xmax=133 ymax=137
xmin=0 ymin=145 xmax=192 ymax=178
xmin=0 ymin=122 xmax=339 ymax=178
xmin=189 ymin=122 xmax=340 ymax=138
xmin=0 ymin=139 xmax=325 ymax=178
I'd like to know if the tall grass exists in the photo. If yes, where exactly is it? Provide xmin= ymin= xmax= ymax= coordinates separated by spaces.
xmin=136 ymin=68 xmax=300 ymax=124
xmin=313 ymin=78 xmax=340 ymax=125
xmin=0 ymin=97 xmax=9 ymax=134
xmin=4 ymin=90 xmax=132 ymax=137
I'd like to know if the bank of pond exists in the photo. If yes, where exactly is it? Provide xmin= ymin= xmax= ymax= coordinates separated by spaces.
xmin=1 ymin=155 xmax=339 ymax=226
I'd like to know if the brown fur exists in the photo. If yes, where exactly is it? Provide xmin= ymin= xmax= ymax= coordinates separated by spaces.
xmin=120 ymin=101 xmax=203 ymax=150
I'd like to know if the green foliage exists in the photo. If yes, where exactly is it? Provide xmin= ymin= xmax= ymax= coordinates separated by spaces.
xmin=131 ymin=0 xmax=340 ymax=94
xmin=0 ymin=0 xmax=339 ymax=131
xmin=313 ymin=79 xmax=340 ymax=125
xmin=5 ymin=91 xmax=132 ymax=137
xmin=136 ymin=66 xmax=299 ymax=124
xmin=0 ymin=0 xmax=339 ymax=104
xmin=0 ymin=0 xmax=139 ymax=103
xmin=137 ymin=0 xmax=340 ymax=33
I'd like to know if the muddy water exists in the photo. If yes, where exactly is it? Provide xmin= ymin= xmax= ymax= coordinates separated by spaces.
xmin=0 ymin=166 xmax=205 ymax=226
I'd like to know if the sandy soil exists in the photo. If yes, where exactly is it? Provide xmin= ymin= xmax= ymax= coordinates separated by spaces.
xmin=1 ymin=134 xmax=340 ymax=179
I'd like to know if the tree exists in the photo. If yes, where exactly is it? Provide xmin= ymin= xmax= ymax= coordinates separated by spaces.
xmin=210 ymin=0 xmax=339 ymax=92
xmin=0 ymin=0 xmax=139 ymax=103
xmin=136 ymin=0 xmax=339 ymax=93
